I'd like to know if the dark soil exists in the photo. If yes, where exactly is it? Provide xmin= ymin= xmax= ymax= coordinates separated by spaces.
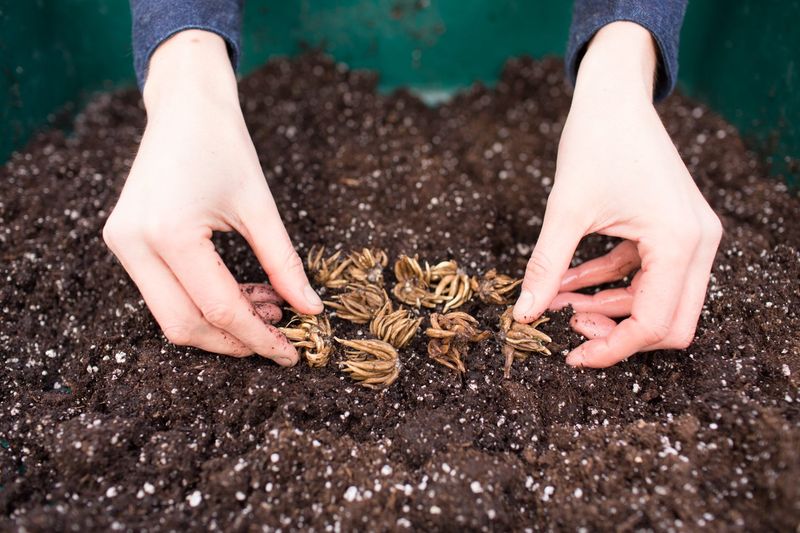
xmin=1 ymin=54 xmax=799 ymax=532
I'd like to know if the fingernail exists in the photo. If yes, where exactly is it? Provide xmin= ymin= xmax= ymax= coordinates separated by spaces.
xmin=565 ymin=349 xmax=584 ymax=367
xmin=303 ymin=285 xmax=323 ymax=310
xmin=514 ymin=290 xmax=535 ymax=319
xmin=276 ymin=355 xmax=295 ymax=367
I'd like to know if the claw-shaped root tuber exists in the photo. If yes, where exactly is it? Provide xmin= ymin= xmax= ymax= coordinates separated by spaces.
xmin=307 ymin=246 xmax=352 ymax=289
xmin=470 ymin=269 xmax=522 ymax=305
xmin=324 ymin=282 xmax=389 ymax=324
xmin=279 ymin=311 xmax=333 ymax=367
xmin=498 ymin=306 xmax=551 ymax=378
xmin=346 ymin=248 xmax=389 ymax=285
xmin=430 ymin=260 xmax=473 ymax=312
xmin=335 ymin=337 xmax=400 ymax=389
xmin=392 ymin=255 xmax=442 ymax=308
xmin=425 ymin=312 xmax=490 ymax=373
xmin=369 ymin=301 xmax=422 ymax=348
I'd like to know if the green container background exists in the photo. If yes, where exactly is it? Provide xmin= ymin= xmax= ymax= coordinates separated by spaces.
xmin=1 ymin=0 xmax=798 ymax=186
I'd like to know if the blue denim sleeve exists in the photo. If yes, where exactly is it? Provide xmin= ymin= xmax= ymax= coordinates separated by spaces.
xmin=130 ymin=0 xmax=243 ymax=90
xmin=566 ymin=0 xmax=688 ymax=101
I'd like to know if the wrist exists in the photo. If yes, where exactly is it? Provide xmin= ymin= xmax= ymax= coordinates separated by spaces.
xmin=574 ymin=21 xmax=657 ymax=104
xmin=142 ymin=29 xmax=240 ymax=116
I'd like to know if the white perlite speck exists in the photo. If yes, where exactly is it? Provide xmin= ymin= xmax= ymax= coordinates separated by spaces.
xmin=470 ymin=481 xmax=484 ymax=494
xmin=270 ymin=453 xmax=280 ymax=463
xmin=114 ymin=351 xmax=126 ymax=364
xmin=381 ymin=465 xmax=393 ymax=476
xmin=542 ymin=485 xmax=554 ymax=501
xmin=187 ymin=490 xmax=202 ymax=507
xmin=105 ymin=487 xmax=118 ymax=498
xmin=430 ymin=505 xmax=442 ymax=515
xmin=143 ymin=482 xmax=155 ymax=495
xmin=235 ymin=491 xmax=246 ymax=501
xmin=343 ymin=486 xmax=358 ymax=502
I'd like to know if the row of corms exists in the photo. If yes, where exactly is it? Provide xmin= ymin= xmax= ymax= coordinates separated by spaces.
xmin=278 ymin=247 xmax=552 ymax=388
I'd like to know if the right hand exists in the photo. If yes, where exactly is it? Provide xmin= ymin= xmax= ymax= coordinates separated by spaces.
xmin=512 ymin=23 xmax=722 ymax=368
xmin=103 ymin=30 xmax=322 ymax=365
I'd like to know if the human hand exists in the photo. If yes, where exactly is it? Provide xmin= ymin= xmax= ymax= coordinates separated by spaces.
xmin=103 ymin=30 xmax=322 ymax=364
xmin=513 ymin=22 xmax=723 ymax=368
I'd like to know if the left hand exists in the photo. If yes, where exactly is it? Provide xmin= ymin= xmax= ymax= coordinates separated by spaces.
xmin=512 ymin=22 xmax=723 ymax=368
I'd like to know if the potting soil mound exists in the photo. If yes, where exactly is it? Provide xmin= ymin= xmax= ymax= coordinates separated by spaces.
xmin=1 ymin=54 xmax=799 ymax=531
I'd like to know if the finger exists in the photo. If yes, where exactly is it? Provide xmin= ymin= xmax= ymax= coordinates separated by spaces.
xmin=240 ymin=283 xmax=284 ymax=306
xmin=514 ymin=194 xmax=586 ymax=323
xmin=549 ymin=287 xmax=634 ymax=317
xmin=565 ymin=237 xmax=694 ymax=368
xmin=646 ymin=214 xmax=723 ymax=350
xmin=242 ymin=283 xmax=285 ymax=323
xmin=570 ymin=312 xmax=616 ymax=339
xmin=111 ymin=246 xmax=253 ymax=357
xmin=560 ymin=240 xmax=640 ymax=292
xmin=253 ymin=302 xmax=283 ymax=324
xmin=159 ymin=232 xmax=299 ymax=365
xmin=239 ymin=195 xmax=323 ymax=315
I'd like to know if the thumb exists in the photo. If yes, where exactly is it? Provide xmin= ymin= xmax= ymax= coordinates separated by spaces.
xmin=240 ymin=196 xmax=324 ymax=316
xmin=513 ymin=200 xmax=585 ymax=323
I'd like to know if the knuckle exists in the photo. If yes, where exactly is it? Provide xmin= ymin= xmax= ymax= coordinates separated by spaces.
xmin=281 ymin=245 xmax=305 ymax=274
xmin=658 ymin=246 xmax=687 ymax=266
xmin=162 ymin=324 xmax=194 ymax=346
xmin=201 ymin=303 xmax=237 ymax=329
xmin=101 ymin=217 xmax=117 ymax=246
xmin=102 ymin=214 xmax=130 ymax=250
xmin=670 ymin=329 xmax=696 ymax=350
xmin=217 ymin=335 xmax=253 ymax=358
xmin=610 ymin=245 xmax=637 ymax=271
xmin=142 ymin=215 xmax=189 ymax=247
xmin=640 ymin=321 xmax=671 ymax=346
xmin=143 ymin=221 xmax=171 ymax=246
xmin=228 ymin=346 xmax=254 ymax=358
xmin=525 ymin=250 xmax=554 ymax=279
xmin=703 ymin=213 xmax=724 ymax=243
xmin=614 ymin=240 xmax=638 ymax=258
xmin=671 ymin=219 xmax=701 ymax=245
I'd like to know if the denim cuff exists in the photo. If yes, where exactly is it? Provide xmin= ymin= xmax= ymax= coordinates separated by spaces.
xmin=130 ymin=0 xmax=243 ymax=90
xmin=566 ymin=0 xmax=688 ymax=102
